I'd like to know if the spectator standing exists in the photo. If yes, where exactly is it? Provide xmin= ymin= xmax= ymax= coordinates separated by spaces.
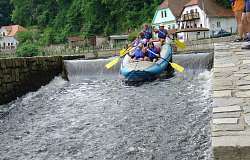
xmin=231 ymin=0 xmax=246 ymax=42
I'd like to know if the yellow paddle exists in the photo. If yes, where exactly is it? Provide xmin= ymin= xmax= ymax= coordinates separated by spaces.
xmin=169 ymin=62 xmax=184 ymax=72
xmin=146 ymin=48 xmax=184 ymax=73
xmin=169 ymin=36 xmax=186 ymax=49
xmin=105 ymin=46 xmax=132 ymax=69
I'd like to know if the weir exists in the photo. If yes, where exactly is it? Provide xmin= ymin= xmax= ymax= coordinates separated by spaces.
xmin=5 ymin=45 xmax=246 ymax=159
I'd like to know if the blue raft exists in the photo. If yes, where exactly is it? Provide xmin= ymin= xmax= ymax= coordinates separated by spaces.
xmin=120 ymin=42 xmax=173 ymax=82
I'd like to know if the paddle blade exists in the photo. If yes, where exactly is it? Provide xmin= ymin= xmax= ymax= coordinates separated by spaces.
xmin=169 ymin=62 xmax=184 ymax=72
xmin=120 ymin=46 xmax=132 ymax=57
xmin=173 ymin=39 xmax=186 ymax=49
xmin=105 ymin=58 xmax=119 ymax=69
xmin=119 ymin=49 xmax=126 ymax=55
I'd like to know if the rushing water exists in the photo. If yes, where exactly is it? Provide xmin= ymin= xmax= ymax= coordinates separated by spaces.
xmin=0 ymin=53 xmax=213 ymax=160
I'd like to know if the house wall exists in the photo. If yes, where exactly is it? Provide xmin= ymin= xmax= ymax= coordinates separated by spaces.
xmin=180 ymin=5 xmax=207 ymax=28
xmin=178 ymin=5 xmax=237 ymax=42
xmin=0 ymin=36 xmax=18 ymax=49
xmin=0 ymin=28 xmax=8 ymax=37
xmin=152 ymin=8 xmax=177 ymax=39
xmin=152 ymin=8 xmax=176 ymax=25
xmin=208 ymin=17 xmax=237 ymax=33
xmin=178 ymin=31 xmax=210 ymax=42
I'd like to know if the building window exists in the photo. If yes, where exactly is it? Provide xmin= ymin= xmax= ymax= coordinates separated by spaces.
xmin=190 ymin=9 xmax=194 ymax=13
xmin=200 ymin=24 xmax=203 ymax=27
xmin=3 ymin=32 xmax=5 ymax=36
xmin=172 ymin=24 xmax=175 ymax=28
xmin=168 ymin=25 xmax=171 ymax=29
xmin=161 ymin=10 xmax=167 ymax=18
xmin=195 ymin=9 xmax=197 ymax=12
xmin=217 ymin=21 xmax=221 ymax=27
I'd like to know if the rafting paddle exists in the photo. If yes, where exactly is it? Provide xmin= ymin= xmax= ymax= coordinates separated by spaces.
xmin=146 ymin=48 xmax=184 ymax=73
xmin=167 ymin=36 xmax=186 ymax=49
xmin=105 ymin=46 xmax=132 ymax=69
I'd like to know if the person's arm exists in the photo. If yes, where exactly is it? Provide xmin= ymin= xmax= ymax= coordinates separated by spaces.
xmin=230 ymin=0 xmax=235 ymax=5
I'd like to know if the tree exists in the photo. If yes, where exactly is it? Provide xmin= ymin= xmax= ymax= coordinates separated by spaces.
xmin=0 ymin=0 xmax=13 ymax=26
xmin=16 ymin=42 xmax=39 ymax=57
xmin=16 ymin=31 xmax=33 ymax=44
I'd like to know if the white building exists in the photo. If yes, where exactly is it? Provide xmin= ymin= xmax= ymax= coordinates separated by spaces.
xmin=151 ymin=0 xmax=190 ymax=38
xmin=0 ymin=25 xmax=27 ymax=49
xmin=177 ymin=0 xmax=236 ymax=41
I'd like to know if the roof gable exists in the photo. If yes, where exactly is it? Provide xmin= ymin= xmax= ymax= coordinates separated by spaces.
xmin=183 ymin=0 xmax=233 ymax=17
xmin=0 ymin=25 xmax=27 ymax=37
xmin=158 ymin=0 xmax=191 ymax=18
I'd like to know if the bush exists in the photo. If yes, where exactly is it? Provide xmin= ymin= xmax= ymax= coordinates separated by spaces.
xmin=16 ymin=42 xmax=39 ymax=57
xmin=128 ymin=29 xmax=139 ymax=42
xmin=16 ymin=31 xmax=33 ymax=45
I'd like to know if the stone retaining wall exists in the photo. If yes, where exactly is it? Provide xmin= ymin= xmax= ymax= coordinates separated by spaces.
xmin=176 ymin=36 xmax=233 ymax=53
xmin=0 ymin=55 xmax=85 ymax=105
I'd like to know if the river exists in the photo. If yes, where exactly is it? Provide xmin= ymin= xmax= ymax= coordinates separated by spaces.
xmin=0 ymin=53 xmax=213 ymax=160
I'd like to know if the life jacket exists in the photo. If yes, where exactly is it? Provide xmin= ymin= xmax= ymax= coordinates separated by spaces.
xmin=135 ymin=38 xmax=147 ymax=47
xmin=143 ymin=28 xmax=152 ymax=40
xmin=147 ymin=46 xmax=160 ymax=59
xmin=158 ymin=29 xmax=167 ymax=39
xmin=134 ymin=49 xmax=144 ymax=59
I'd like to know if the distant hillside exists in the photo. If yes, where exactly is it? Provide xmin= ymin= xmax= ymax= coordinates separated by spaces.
xmin=1 ymin=0 xmax=230 ymax=44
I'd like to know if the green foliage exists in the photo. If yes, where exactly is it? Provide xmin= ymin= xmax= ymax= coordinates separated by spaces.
xmin=0 ymin=0 xmax=13 ymax=26
xmin=128 ymin=29 xmax=140 ymax=42
xmin=6 ymin=0 xmax=232 ymax=46
xmin=39 ymin=28 xmax=55 ymax=46
xmin=8 ymin=0 xmax=163 ymax=41
xmin=16 ymin=31 xmax=33 ymax=45
xmin=16 ymin=42 xmax=39 ymax=57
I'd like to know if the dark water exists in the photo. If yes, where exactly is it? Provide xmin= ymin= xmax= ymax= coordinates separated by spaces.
xmin=0 ymin=53 xmax=213 ymax=160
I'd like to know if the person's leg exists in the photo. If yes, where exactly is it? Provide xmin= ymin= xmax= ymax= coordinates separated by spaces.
xmin=241 ymin=12 xmax=248 ymax=39
xmin=241 ymin=0 xmax=250 ymax=49
xmin=245 ymin=0 xmax=250 ymax=33
xmin=235 ymin=10 xmax=244 ymax=40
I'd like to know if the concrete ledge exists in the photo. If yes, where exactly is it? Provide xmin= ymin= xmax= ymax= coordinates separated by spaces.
xmin=212 ymin=42 xmax=250 ymax=159
xmin=213 ymin=146 xmax=250 ymax=160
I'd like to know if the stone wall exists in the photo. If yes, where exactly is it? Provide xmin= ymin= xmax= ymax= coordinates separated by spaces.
xmin=0 ymin=55 xmax=85 ymax=105
xmin=176 ymin=36 xmax=233 ymax=53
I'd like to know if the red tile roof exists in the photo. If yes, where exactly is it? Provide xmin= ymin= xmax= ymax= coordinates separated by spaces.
xmin=183 ymin=0 xmax=233 ymax=17
xmin=1 ymin=25 xmax=27 ymax=37
xmin=158 ymin=0 xmax=191 ymax=18
xmin=67 ymin=37 xmax=84 ymax=42
xmin=157 ymin=0 xmax=233 ymax=18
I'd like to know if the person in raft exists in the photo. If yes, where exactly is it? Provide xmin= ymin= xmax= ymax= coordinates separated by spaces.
xmin=134 ymin=32 xmax=147 ymax=47
xmin=142 ymin=23 xmax=152 ymax=42
xmin=130 ymin=43 xmax=145 ymax=62
xmin=128 ymin=32 xmax=147 ymax=59
xmin=154 ymin=23 xmax=168 ymax=43
xmin=144 ymin=41 xmax=160 ymax=63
